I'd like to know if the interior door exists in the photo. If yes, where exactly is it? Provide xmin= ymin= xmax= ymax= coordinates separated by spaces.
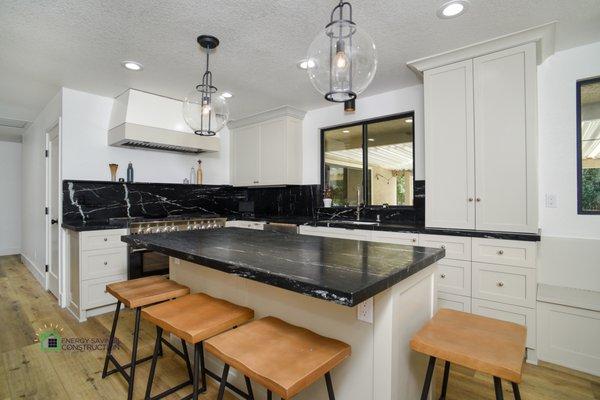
xmin=424 ymin=60 xmax=475 ymax=229
xmin=259 ymin=118 xmax=286 ymax=185
xmin=233 ymin=125 xmax=260 ymax=186
xmin=473 ymin=43 xmax=537 ymax=233
xmin=47 ymin=125 xmax=60 ymax=298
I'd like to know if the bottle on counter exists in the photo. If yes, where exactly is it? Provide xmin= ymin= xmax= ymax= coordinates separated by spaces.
xmin=190 ymin=166 xmax=196 ymax=184
xmin=196 ymin=160 xmax=203 ymax=185
xmin=126 ymin=162 xmax=134 ymax=183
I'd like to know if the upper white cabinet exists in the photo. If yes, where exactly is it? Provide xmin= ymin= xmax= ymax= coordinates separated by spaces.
xmin=423 ymin=43 xmax=538 ymax=233
xmin=424 ymin=60 xmax=475 ymax=230
xmin=231 ymin=107 xmax=304 ymax=187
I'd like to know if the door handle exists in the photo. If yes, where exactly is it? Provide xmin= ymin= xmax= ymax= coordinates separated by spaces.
xmin=51 ymin=219 xmax=59 ymax=225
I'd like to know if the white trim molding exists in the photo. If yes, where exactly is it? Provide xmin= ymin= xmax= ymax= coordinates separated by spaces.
xmin=407 ymin=21 xmax=556 ymax=75
xmin=20 ymin=253 xmax=45 ymax=286
xmin=228 ymin=105 xmax=307 ymax=130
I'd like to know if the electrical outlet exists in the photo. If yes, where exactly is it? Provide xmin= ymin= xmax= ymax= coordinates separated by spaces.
xmin=545 ymin=193 xmax=557 ymax=208
xmin=357 ymin=298 xmax=373 ymax=323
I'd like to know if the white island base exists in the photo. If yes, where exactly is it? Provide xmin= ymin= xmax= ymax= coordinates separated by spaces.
xmin=170 ymin=258 xmax=438 ymax=400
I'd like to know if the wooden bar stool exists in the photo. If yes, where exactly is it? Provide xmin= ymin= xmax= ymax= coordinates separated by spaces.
xmin=102 ymin=276 xmax=190 ymax=400
xmin=410 ymin=309 xmax=526 ymax=400
xmin=142 ymin=293 xmax=254 ymax=400
xmin=205 ymin=316 xmax=351 ymax=400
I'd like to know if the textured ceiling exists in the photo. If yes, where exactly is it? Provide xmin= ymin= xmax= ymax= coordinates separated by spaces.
xmin=1 ymin=0 xmax=600 ymax=140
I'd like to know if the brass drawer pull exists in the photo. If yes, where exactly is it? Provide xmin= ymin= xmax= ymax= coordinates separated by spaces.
xmin=104 ymin=261 xmax=108 ymax=266
xmin=103 ymin=238 xmax=108 ymax=242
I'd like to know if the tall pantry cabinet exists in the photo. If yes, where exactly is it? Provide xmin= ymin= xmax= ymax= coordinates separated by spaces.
xmin=424 ymin=43 xmax=538 ymax=233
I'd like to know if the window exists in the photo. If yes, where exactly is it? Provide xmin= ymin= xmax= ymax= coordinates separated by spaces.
xmin=577 ymin=77 xmax=600 ymax=214
xmin=322 ymin=113 xmax=414 ymax=207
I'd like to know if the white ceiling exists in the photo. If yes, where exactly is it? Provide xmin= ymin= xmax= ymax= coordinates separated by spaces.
xmin=1 ymin=0 xmax=600 ymax=140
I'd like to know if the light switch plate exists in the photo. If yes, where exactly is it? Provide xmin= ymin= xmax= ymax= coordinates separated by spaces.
xmin=357 ymin=297 xmax=373 ymax=323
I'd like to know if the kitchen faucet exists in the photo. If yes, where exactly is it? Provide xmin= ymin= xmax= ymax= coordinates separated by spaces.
xmin=356 ymin=185 xmax=363 ymax=221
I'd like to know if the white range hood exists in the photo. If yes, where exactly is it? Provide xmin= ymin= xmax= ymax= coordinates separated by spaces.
xmin=108 ymin=89 xmax=219 ymax=154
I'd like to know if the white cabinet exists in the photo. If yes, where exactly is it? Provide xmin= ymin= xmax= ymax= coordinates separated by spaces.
xmin=424 ymin=60 xmax=475 ymax=230
xmin=231 ymin=116 xmax=303 ymax=186
xmin=67 ymin=229 xmax=128 ymax=322
xmin=298 ymin=225 xmax=371 ymax=240
xmin=424 ymin=43 xmax=538 ymax=233
xmin=370 ymin=230 xmax=418 ymax=245
xmin=473 ymin=44 xmax=538 ymax=232
xmin=225 ymin=220 xmax=266 ymax=230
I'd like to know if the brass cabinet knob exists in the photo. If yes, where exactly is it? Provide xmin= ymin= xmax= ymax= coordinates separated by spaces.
xmin=468 ymin=198 xmax=474 ymax=202
xmin=441 ymin=245 xmax=446 ymax=249
xmin=476 ymin=198 xmax=481 ymax=202
xmin=440 ymin=273 xmax=446 ymax=279
xmin=497 ymin=250 xmax=504 ymax=255
xmin=412 ymin=238 xmax=417 ymax=243
xmin=103 ymin=238 xmax=108 ymax=242
xmin=497 ymin=281 xmax=504 ymax=287
xmin=104 ymin=261 xmax=108 ymax=266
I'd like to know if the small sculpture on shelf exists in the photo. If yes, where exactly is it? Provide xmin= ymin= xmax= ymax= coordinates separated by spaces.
xmin=108 ymin=163 xmax=118 ymax=182
xmin=323 ymin=186 xmax=333 ymax=208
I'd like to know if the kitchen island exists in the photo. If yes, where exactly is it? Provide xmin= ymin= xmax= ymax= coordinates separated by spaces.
xmin=121 ymin=228 xmax=445 ymax=400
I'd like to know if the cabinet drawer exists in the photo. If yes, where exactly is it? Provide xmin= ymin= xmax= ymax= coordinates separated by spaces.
xmin=81 ymin=274 xmax=126 ymax=309
xmin=437 ymin=259 xmax=471 ymax=296
xmin=472 ymin=238 xmax=537 ymax=268
xmin=370 ymin=231 xmax=418 ymax=245
xmin=299 ymin=226 xmax=371 ymax=240
xmin=472 ymin=298 xmax=536 ymax=349
xmin=472 ymin=262 xmax=536 ymax=308
xmin=80 ymin=229 xmax=128 ymax=251
xmin=438 ymin=293 xmax=471 ymax=313
xmin=418 ymin=234 xmax=471 ymax=261
xmin=81 ymin=248 xmax=127 ymax=280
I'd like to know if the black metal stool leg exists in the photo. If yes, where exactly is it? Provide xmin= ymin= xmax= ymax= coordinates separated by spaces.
xmin=511 ymin=382 xmax=521 ymax=400
xmin=127 ymin=307 xmax=142 ymax=400
xmin=144 ymin=327 xmax=163 ymax=400
xmin=325 ymin=372 xmax=335 ymax=400
xmin=245 ymin=376 xmax=254 ymax=400
xmin=181 ymin=339 xmax=193 ymax=382
xmin=439 ymin=360 xmax=451 ymax=400
xmin=216 ymin=364 xmax=230 ymax=400
xmin=494 ymin=376 xmax=504 ymax=400
xmin=102 ymin=301 xmax=121 ymax=378
xmin=420 ymin=356 xmax=437 ymax=400
xmin=267 ymin=390 xmax=272 ymax=400
xmin=199 ymin=341 xmax=207 ymax=392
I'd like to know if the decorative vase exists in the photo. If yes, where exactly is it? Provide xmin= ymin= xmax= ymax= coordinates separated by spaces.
xmin=323 ymin=198 xmax=333 ymax=207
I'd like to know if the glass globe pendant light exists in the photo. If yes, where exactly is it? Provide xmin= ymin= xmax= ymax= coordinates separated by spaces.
xmin=306 ymin=1 xmax=377 ymax=103
xmin=182 ymin=35 xmax=229 ymax=136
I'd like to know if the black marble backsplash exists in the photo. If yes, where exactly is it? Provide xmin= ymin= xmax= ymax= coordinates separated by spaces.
xmin=63 ymin=180 xmax=321 ymax=223
xmin=63 ymin=180 xmax=425 ymax=225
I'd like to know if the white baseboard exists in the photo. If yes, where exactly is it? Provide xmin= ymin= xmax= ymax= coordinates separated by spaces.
xmin=20 ymin=253 xmax=45 ymax=286
xmin=0 ymin=248 xmax=21 ymax=257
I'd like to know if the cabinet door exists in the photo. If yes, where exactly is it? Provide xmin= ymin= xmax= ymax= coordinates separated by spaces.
xmin=233 ymin=125 xmax=260 ymax=186
xmin=473 ymin=43 xmax=537 ymax=232
xmin=424 ymin=60 xmax=475 ymax=229
xmin=259 ymin=118 xmax=287 ymax=185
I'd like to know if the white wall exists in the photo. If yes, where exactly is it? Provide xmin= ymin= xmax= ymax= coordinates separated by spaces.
xmin=537 ymin=41 xmax=600 ymax=292
xmin=302 ymin=85 xmax=424 ymax=184
xmin=20 ymin=89 xmax=61 ymax=284
xmin=0 ymin=141 xmax=22 ymax=256
xmin=61 ymin=88 xmax=231 ymax=184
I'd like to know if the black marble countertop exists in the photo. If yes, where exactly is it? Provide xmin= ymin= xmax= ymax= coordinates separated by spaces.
xmin=63 ymin=214 xmax=541 ymax=241
xmin=121 ymin=228 xmax=445 ymax=307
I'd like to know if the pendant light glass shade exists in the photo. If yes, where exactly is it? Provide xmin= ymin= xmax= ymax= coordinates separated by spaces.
xmin=306 ymin=1 xmax=377 ymax=102
xmin=182 ymin=35 xmax=229 ymax=136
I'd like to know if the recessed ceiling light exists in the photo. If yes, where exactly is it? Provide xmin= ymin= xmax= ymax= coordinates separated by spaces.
xmin=121 ymin=61 xmax=143 ymax=71
xmin=342 ymin=129 xmax=350 ymax=133
xmin=437 ymin=0 xmax=469 ymax=19
xmin=221 ymin=92 xmax=233 ymax=98
xmin=297 ymin=58 xmax=316 ymax=70
xmin=405 ymin=118 xmax=413 ymax=123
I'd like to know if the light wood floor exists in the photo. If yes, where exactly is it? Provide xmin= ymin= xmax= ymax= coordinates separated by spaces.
xmin=1 ymin=254 xmax=599 ymax=400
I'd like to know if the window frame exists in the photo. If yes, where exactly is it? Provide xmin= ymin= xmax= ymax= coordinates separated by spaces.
xmin=320 ymin=111 xmax=416 ymax=207
xmin=576 ymin=76 xmax=600 ymax=215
